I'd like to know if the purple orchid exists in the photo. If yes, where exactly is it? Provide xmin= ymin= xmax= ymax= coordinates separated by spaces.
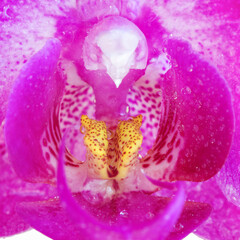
xmin=1 ymin=1 xmax=239 ymax=240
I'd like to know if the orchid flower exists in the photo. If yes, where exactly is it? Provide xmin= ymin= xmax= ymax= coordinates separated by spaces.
xmin=0 ymin=1 xmax=239 ymax=240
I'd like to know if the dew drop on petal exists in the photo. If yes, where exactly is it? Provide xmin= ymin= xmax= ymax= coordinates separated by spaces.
xmin=187 ymin=64 xmax=193 ymax=72
xmin=119 ymin=209 xmax=129 ymax=218
xmin=3 ymin=205 xmax=11 ymax=215
xmin=119 ymin=104 xmax=130 ymax=117
xmin=107 ymin=130 xmax=114 ymax=140
xmin=145 ymin=211 xmax=155 ymax=219
xmin=235 ymin=85 xmax=240 ymax=95
xmin=181 ymin=86 xmax=192 ymax=95
xmin=214 ymin=197 xmax=224 ymax=210
xmin=193 ymin=125 xmax=199 ymax=132
xmin=174 ymin=223 xmax=184 ymax=231
xmin=173 ymin=91 xmax=178 ymax=99
xmin=157 ymin=90 xmax=162 ymax=97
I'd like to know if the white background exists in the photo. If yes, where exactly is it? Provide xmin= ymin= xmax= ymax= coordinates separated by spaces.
xmin=1 ymin=229 xmax=204 ymax=239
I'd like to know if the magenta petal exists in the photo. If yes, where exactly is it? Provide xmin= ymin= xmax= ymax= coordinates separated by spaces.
xmin=15 ymin=188 xmax=211 ymax=240
xmin=187 ymin=178 xmax=240 ymax=240
xmin=216 ymin=142 xmax=240 ymax=207
xmin=0 ymin=195 xmax=30 ymax=237
xmin=215 ymin=80 xmax=240 ymax=206
xmin=168 ymin=40 xmax=234 ymax=181
xmin=0 ymin=187 xmax=56 ymax=237
xmin=0 ymin=124 xmax=57 ymax=237
xmin=167 ymin=201 xmax=211 ymax=240
xmin=141 ymin=176 xmax=211 ymax=240
xmin=5 ymin=38 xmax=63 ymax=183
xmin=131 ymin=183 xmax=185 ymax=240
xmin=143 ymin=39 xmax=234 ymax=182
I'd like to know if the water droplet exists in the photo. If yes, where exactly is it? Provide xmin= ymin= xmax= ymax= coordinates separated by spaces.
xmin=173 ymin=91 xmax=178 ymax=99
xmin=119 ymin=104 xmax=130 ymax=117
xmin=107 ymin=130 xmax=114 ymax=140
xmin=119 ymin=209 xmax=129 ymax=218
xmin=163 ymin=47 xmax=167 ymax=53
xmin=187 ymin=64 xmax=193 ymax=72
xmin=210 ymin=138 xmax=215 ymax=144
xmin=235 ymin=85 xmax=240 ymax=95
xmin=3 ymin=5 xmax=12 ymax=19
xmin=80 ymin=125 xmax=86 ymax=134
xmin=181 ymin=86 xmax=192 ymax=94
xmin=214 ymin=197 xmax=224 ymax=210
xmin=193 ymin=125 xmax=199 ymax=132
xmin=126 ymin=105 xmax=130 ymax=113
xmin=173 ymin=62 xmax=178 ymax=68
xmin=175 ymin=223 xmax=184 ymax=231
xmin=3 ymin=206 xmax=11 ymax=215
xmin=156 ymin=90 xmax=162 ymax=97
xmin=146 ymin=212 xmax=155 ymax=219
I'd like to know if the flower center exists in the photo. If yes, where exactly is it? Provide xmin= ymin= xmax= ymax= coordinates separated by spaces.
xmin=81 ymin=115 xmax=143 ymax=180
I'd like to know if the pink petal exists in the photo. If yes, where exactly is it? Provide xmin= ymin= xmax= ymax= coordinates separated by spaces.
xmin=15 ymin=187 xmax=211 ymax=240
xmin=142 ymin=39 xmax=234 ymax=182
xmin=167 ymin=200 xmax=211 ymax=240
xmin=0 ymin=124 xmax=57 ymax=237
xmin=5 ymin=38 xmax=62 ymax=183
xmin=157 ymin=0 xmax=240 ymax=209
xmin=215 ymin=74 xmax=240 ymax=207
xmin=185 ymin=1 xmax=240 ymax=208
xmin=167 ymin=39 xmax=234 ymax=181
xmin=187 ymin=178 xmax=240 ymax=240
xmin=141 ymin=176 xmax=212 ymax=240
xmin=0 ymin=0 xmax=63 ymax=122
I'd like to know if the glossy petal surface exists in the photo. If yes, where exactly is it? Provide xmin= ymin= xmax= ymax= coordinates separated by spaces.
xmin=187 ymin=178 xmax=240 ymax=240
xmin=5 ymin=39 xmax=62 ymax=183
xmin=0 ymin=124 xmax=57 ymax=237
xmin=154 ymin=0 xmax=240 ymax=207
xmin=16 ymin=191 xmax=211 ymax=240
xmin=167 ymin=40 xmax=233 ymax=181
xmin=142 ymin=40 xmax=234 ymax=182
xmin=0 ymin=0 xmax=67 ymax=122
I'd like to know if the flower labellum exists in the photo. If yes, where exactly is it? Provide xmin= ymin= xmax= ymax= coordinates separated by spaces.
xmin=81 ymin=115 xmax=143 ymax=180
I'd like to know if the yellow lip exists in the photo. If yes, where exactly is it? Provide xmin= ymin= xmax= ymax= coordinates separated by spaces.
xmin=81 ymin=115 xmax=143 ymax=180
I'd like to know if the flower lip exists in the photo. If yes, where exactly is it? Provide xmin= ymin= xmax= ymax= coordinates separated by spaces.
xmin=83 ymin=16 xmax=148 ymax=88
xmin=81 ymin=115 xmax=143 ymax=180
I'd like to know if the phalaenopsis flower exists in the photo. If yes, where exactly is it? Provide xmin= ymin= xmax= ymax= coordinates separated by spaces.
xmin=1 ymin=1 xmax=240 ymax=240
